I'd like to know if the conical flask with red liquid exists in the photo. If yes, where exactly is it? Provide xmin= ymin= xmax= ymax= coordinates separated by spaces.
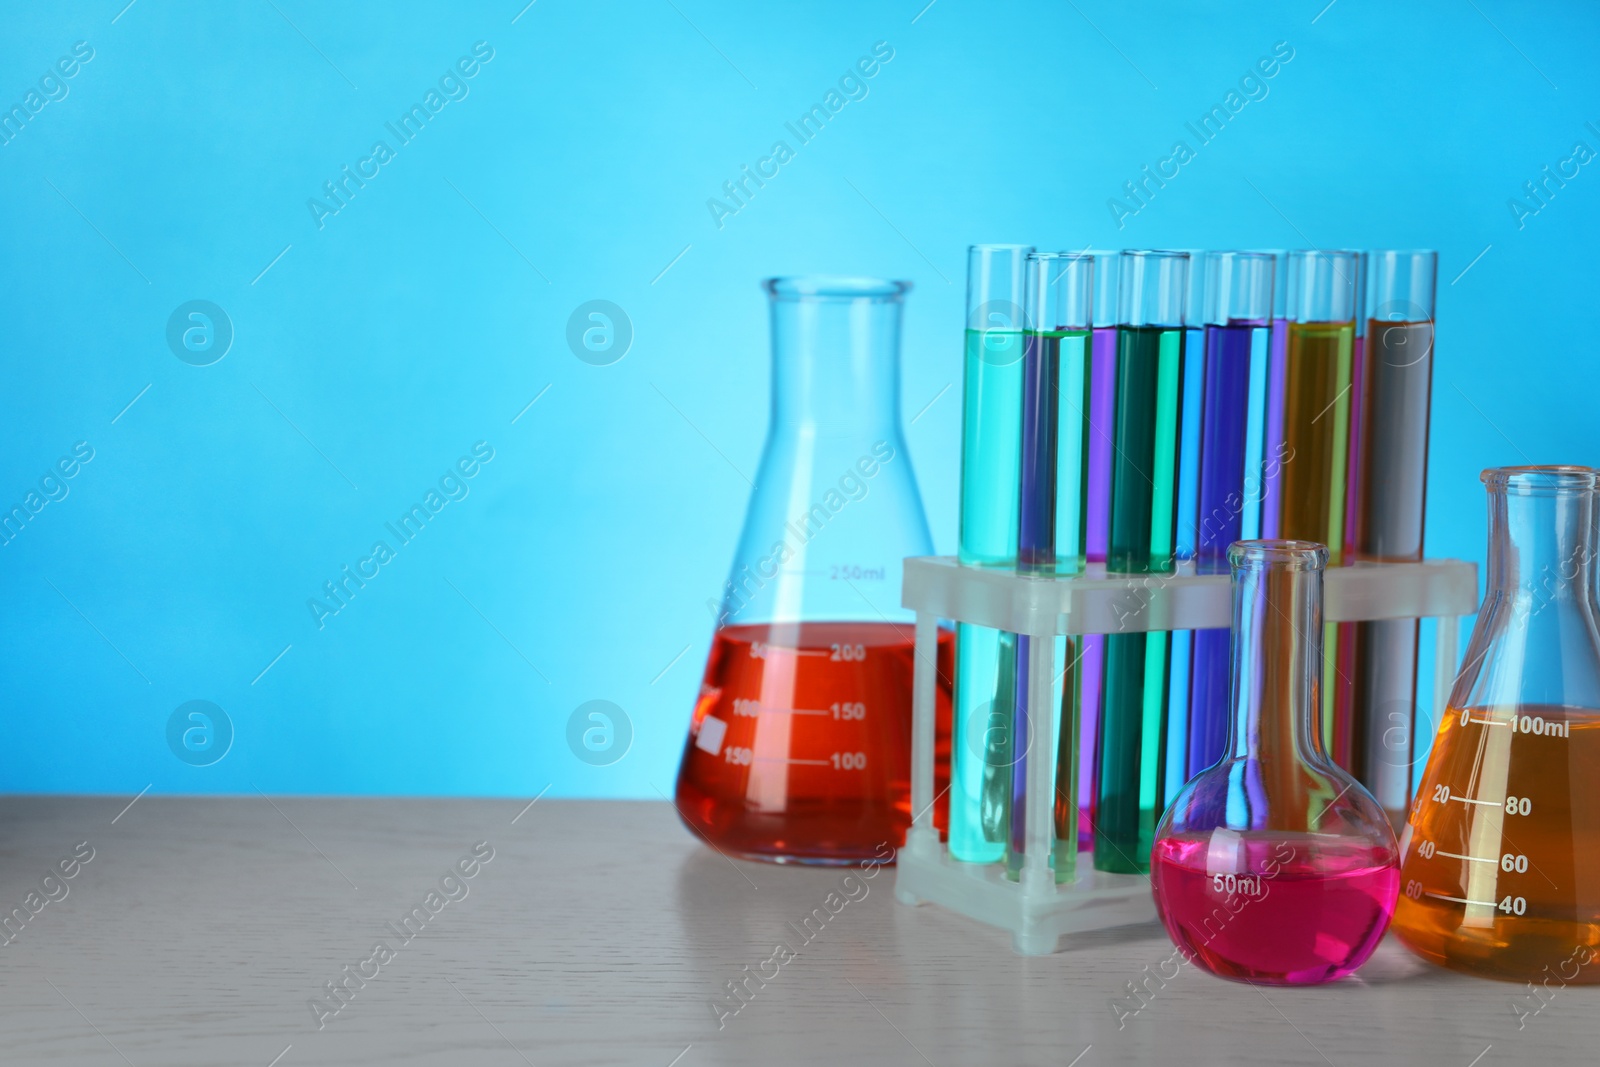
xmin=674 ymin=277 xmax=952 ymax=864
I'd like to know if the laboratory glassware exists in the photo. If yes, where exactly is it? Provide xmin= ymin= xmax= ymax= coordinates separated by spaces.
xmin=1151 ymin=540 xmax=1400 ymax=984
xmin=1347 ymin=251 xmax=1438 ymax=823
xmin=1188 ymin=252 xmax=1274 ymax=778
xmin=1329 ymin=251 xmax=1371 ymax=796
xmin=950 ymin=245 xmax=1032 ymax=864
xmin=1009 ymin=252 xmax=1093 ymax=880
xmin=1257 ymin=250 xmax=1289 ymax=538
xmin=1078 ymin=250 xmax=1121 ymax=851
xmin=1268 ymin=251 xmax=1358 ymax=768
xmin=674 ymin=276 xmax=953 ymax=864
xmin=1164 ymin=254 xmax=1207 ymax=808
xmin=1393 ymin=466 xmax=1600 ymax=982
xmin=1097 ymin=249 xmax=1188 ymax=874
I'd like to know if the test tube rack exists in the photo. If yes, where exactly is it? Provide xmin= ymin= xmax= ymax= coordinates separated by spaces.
xmin=894 ymin=554 xmax=1479 ymax=955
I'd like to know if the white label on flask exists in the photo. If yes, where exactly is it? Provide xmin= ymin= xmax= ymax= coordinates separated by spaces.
xmin=696 ymin=715 xmax=727 ymax=756
xmin=1206 ymin=827 xmax=1243 ymax=875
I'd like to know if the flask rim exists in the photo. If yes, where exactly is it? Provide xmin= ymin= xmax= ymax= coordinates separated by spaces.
xmin=1228 ymin=539 xmax=1329 ymax=569
xmin=1481 ymin=465 xmax=1598 ymax=494
xmin=763 ymin=276 xmax=911 ymax=301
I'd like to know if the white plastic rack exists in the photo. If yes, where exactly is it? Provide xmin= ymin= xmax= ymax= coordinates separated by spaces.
xmin=893 ymin=555 xmax=1479 ymax=955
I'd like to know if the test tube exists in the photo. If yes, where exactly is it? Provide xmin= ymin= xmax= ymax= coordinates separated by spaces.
xmin=1096 ymin=249 xmax=1188 ymax=875
xmin=1164 ymin=253 xmax=1207 ymax=805
xmin=1086 ymin=251 xmax=1121 ymax=566
xmin=1270 ymin=251 xmax=1358 ymax=764
xmin=1349 ymin=250 xmax=1437 ymax=823
xmin=1078 ymin=250 xmax=1121 ymax=850
xmin=1187 ymin=252 xmax=1274 ymax=777
xmin=1269 ymin=251 xmax=1357 ymax=552
xmin=1017 ymin=252 xmax=1095 ymax=576
xmin=1329 ymin=250 xmax=1370 ymax=777
xmin=951 ymin=243 xmax=1032 ymax=863
xmin=1258 ymin=250 xmax=1289 ymax=538
xmin=1009 ymin=252 xmax=1093 ymax=882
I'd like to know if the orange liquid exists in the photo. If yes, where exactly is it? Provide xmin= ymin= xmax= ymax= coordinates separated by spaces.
xmin=1392 ymin=704 xmax=1600 ymax=982
xmin=674 ymin=622 xmax=954 ymax=864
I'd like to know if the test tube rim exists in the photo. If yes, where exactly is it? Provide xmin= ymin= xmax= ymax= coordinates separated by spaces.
xmin=1203 ymin=250 xmax=1275 ymax=325
xmin=1285 ymin=250 xmax=1359 ymax=323
xmin=1117 ymin=249 xmax=1190 ymax=326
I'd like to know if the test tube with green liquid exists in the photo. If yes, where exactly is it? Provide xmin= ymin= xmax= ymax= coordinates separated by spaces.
xmin=950 ymin=244 xmax=1031 ymax=863
xmin=1096 ymin=250 xmax=1188 ymax=874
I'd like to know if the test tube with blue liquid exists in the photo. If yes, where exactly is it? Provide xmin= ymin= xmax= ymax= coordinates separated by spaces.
xmin=950 ymin=244 xmax=1032 ymax=863
xmin=1187 ymin=251 xmax=1274 ymax=776
xmin=1008 ymin=251 xmax=1093 ymax=881
xmin=1096 ymin=250 xmax=1188 ymax=875
xmin=1258 ymin=250 xmax=1289 ymax=538
xmin=1163 ymin=253 xmax=1207 ymax=806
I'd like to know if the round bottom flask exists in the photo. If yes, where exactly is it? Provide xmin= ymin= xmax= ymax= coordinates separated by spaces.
xmin=1151 ymin=541 xmax=1399 ymax=984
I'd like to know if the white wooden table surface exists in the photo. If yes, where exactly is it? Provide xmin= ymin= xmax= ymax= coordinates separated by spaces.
xmin=0 ymin=796 xmax=1587 ymax=1066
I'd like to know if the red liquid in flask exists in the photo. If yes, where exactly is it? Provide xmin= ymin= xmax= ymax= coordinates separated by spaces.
xmin=1151 ymin=834 xmax=1399 ymax=984
xmin=675 ymin=621 xmax=954 ymax=864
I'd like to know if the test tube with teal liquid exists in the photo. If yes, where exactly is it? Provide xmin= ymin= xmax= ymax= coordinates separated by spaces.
xmin=1096 ymin=250 xmax=1188 ymax=875
xmin=1008 ymin=252 xmax=1093 ymax=881
xmin=950 ymin=244 xmax=1032 ymax=863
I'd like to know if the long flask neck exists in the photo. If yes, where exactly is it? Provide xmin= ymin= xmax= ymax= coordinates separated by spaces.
xmin=1228 ymin=546 xmax=1327 ymax=765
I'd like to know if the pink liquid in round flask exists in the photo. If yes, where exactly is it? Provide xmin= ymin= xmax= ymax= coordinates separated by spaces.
xmin=1150 ymin=541 xmax=1400 ymax=984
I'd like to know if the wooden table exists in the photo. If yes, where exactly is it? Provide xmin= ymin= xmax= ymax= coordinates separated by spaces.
xmin=0 ymin=797 xmax=1587 ymax=1065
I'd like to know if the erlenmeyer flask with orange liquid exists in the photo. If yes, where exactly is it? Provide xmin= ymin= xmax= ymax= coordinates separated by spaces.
xmin=1393 ymin=466 xmax=1600 ymax=981
xmin=674 ymin=277 xmax=953 ymax=864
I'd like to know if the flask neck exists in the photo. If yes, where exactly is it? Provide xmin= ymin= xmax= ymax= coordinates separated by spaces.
xmin=768 ymin=295 xmax=904 ymax=435
xmin=1486 ymin=484 xmax=1597 ymax=602
xmin=1227 ymin=546 xmax=1327 ymax=765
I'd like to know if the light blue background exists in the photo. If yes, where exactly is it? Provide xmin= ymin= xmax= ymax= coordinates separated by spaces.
xmin=1 ymin=0 xmax=1595 ymax=797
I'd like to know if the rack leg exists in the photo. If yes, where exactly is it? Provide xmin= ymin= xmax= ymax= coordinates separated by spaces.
xmin=908 ymin=611 xmax=938 ymax=856
xmin=1433 ymin=613 xmax=1459 ymax=745
xmin=1022 ymin=633 xmax=1055 ymax=892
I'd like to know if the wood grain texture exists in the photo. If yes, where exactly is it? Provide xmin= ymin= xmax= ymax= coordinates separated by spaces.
xmin=0 ymin=796 xmax=1588 ymax=1066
